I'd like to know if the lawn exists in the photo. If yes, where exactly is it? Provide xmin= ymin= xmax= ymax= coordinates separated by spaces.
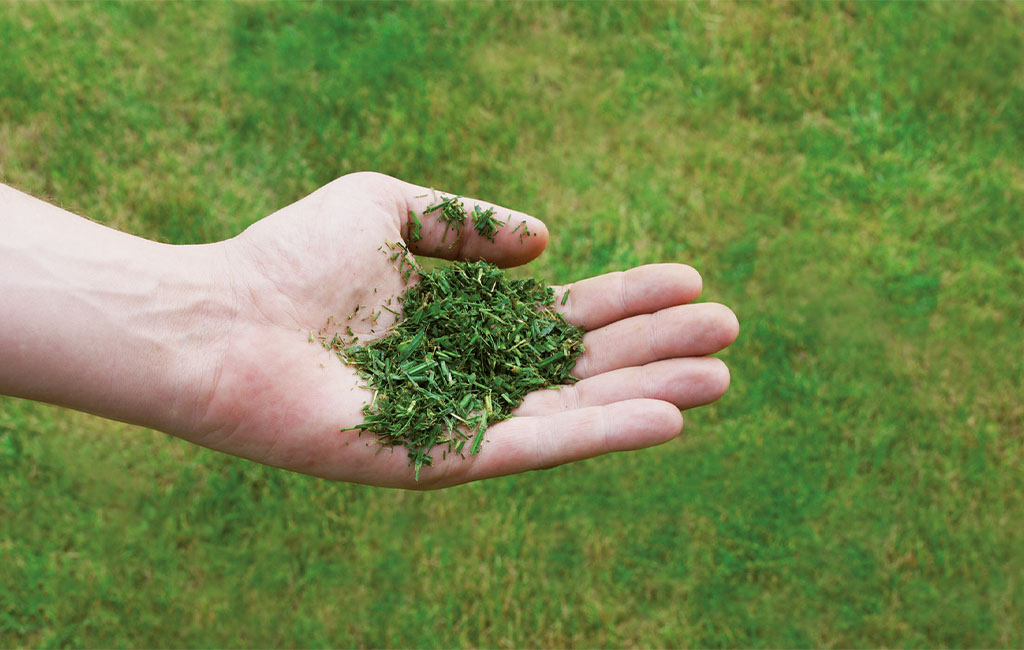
xmin=1 ymin=2 xmax=1022 ymax=647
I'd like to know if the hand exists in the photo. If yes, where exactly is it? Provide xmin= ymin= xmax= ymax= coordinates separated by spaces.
xmin=196 ymin=172 xmax=738 ymax=488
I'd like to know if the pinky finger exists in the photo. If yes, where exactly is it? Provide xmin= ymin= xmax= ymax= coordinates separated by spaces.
xmin=417 ymin=399 xmax=683 ymax=488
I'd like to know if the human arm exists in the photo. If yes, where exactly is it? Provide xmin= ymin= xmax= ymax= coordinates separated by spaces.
xmin=0 ymin=174 xmax=738 ymax=488
xmin=0 ymin=183 xmax=233 ymax=435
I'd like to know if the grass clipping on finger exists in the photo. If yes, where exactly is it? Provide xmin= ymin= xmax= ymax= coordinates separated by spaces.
xmin=326 ymin=260 xmax=585 ymax=479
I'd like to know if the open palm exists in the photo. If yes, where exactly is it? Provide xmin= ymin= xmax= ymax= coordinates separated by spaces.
xmin=191 ymin=173 xmax=738 ymax=489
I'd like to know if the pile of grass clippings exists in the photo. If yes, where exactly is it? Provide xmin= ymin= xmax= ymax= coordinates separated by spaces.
xmin=327 ymin=260 xmax=585 ymax=478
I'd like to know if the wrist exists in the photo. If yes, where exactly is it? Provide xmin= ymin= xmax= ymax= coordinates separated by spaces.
xmin=136 ymin=241 xmax=240 ymax=437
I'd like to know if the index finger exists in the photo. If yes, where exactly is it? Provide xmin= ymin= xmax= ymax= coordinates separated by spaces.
xmin=554 ymin=264 xmax=703 ymax=330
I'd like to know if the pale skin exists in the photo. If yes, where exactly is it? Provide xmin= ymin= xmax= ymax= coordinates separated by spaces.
xmin=0 ymin=172 xmax=738 ymax=489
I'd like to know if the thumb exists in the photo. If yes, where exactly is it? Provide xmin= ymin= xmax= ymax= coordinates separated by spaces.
xmin=392 ymin=178 xmax=549 ymax=268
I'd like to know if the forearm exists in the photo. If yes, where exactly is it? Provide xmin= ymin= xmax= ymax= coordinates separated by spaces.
xmin=0 ymin=184 xmax=235 ymax=435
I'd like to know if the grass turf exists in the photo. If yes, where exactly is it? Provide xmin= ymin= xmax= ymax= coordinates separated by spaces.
xmin=1 ymin=2 xmax=1022 ymax=647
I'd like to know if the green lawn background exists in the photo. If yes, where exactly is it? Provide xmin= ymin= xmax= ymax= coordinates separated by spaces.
xmin=1 ymin=2 xmax=1022 ymax=647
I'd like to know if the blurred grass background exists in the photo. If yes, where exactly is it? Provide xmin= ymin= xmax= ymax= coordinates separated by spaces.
xmin=1 ymin=1 xmax=1022 ymax=647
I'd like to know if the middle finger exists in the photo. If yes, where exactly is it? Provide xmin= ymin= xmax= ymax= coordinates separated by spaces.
xmin=573 ymin=302 xmax=739 ymax=378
